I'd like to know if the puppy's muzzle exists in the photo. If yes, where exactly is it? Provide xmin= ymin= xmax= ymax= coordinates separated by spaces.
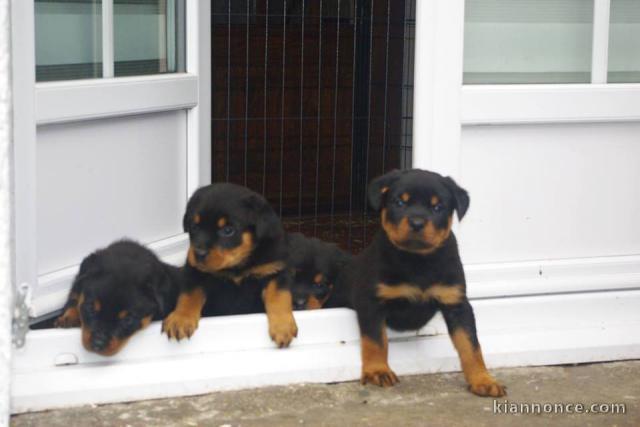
xmin=194 ymin=247 xmax=208 ymax=263
xmin=408 ymin=217 xmax=425 ymax=232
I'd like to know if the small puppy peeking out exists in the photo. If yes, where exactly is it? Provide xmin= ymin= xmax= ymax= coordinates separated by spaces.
xmin=344 ymin=169 xmax=506 ymax=397
xmin=55 ymin=240 xmax=180 ymax=356
xmin=286 ymin=233 xmax=351 ymax=310
xmin=163 ymin=183 xmax=298 ymax=348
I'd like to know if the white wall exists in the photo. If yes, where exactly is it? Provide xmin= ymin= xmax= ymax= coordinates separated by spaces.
xmin=0 ymin=0 xmax=12 ymax=423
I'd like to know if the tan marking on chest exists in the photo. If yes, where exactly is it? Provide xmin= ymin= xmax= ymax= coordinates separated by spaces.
xmin=226 ymin=260 xmax=286 ymax=285
xmin=376 ymin=283 xmax=464 ymax=305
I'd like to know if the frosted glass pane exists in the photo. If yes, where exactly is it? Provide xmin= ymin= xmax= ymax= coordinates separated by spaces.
xmin=608 ymin=0 xmax=640 ymax=83
xmin=35 ymin=0 xmax=102 ymax=82
xmin=114 ymin=0 xmax=185 ymax=77
xmin=463 ymin=0 xmax=594 ymax=84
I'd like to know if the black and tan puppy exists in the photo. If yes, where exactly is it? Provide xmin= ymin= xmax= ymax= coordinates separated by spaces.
xmin=287 ymin=233 xmax=351 ymax=310
xmin=55 ymin=240 xmax=180 ymax=356
xmin=344 ymin=169 xmax=505 ymax=396
xmin=162 ymin=183 xmax=298 ymax=348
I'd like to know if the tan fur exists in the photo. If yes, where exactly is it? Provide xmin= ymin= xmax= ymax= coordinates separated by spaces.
xmin=376 ymin=283 xmax=464 ymax=305
xmin=224 ymin=261 xmax=286 ymax=285
xmin=162 ymin=288 xmax=207 ymax=340
xmin=188 ymin=231 xmax=254 ymax=272
xmin=360 ymin=327 xmax=398 ymax=387
xmin=451 ymin=329 xmax=506 ymax=397
xmin=262 ymin=280 xmax=298 ymax=347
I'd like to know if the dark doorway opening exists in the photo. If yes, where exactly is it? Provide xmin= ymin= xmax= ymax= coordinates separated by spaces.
xmin=211 ymin=0 xmax=415 ymax=252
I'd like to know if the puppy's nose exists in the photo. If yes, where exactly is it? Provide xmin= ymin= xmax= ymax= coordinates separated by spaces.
xmin=194 ymin=247 xmax=208 ymax=263
xmin=409 ymin=217 xmax=425 ymax=231
xmin=293 ymin=298 xmax=307 ymax=310
xmin=91 ymin=332 xmax=109 ymax=352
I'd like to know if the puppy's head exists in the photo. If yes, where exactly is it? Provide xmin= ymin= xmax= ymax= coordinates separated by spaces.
xmin=368 ymin=169 xmax=469 ymax=255
xmin=183 ymin=183 xmax=283 ymax=273
xmin=75 ymin=247 xmax=163 ymax=356
xmin=288 ymin=233 xmax=350 ymax=310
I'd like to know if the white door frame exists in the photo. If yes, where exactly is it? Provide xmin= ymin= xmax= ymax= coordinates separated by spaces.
xmin=11 ymin=0 xmax=211 ymax=318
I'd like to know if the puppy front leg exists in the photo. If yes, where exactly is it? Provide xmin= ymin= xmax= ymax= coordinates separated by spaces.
xmin=357 ymin=308 xmax=398 ymax=387
xmin=441 ymin=299 xmax=506 ymax=397
xmin=162 ymin=287 xmax=206 ymax=340
xmin=262 ymin=278 xmax=298 ymax=348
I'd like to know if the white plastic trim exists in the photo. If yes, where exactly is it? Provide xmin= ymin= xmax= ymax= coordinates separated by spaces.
xmin=412 ymin=0 xmax=465 ymax=177
xmin=461 ymin=84 xmax=640 ymax=125
xmin=591 ymin=0 xmax=611 ymax=84
xmin=102 ymin=0 xmax=114 ymax=78
xmin=36 ymin=74 xmax=198 ymax=125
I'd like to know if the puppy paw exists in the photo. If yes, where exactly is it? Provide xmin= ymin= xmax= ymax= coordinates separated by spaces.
xmin=54 ymin=308 xmax=80 ymax=328
xmin=162 ymin=310 xmax=200 ymax=341
xmin=268 ymin=314 xmax=298 ymax=348
xmin=361 ymin=364 xmax=399 ymax=387
xmin=469 ymin=375 xmax=506 ymax=397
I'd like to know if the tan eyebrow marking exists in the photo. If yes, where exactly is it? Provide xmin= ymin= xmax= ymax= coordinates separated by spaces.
xmin=431 ymin=195 xmax=440 ymax=206
xmin=401 ymin=193 xmax=410 ymax=202
xmin=217 ymin=217 xmax=227 ymax=228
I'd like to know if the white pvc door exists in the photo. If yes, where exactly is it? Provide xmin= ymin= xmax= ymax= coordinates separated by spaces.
xmin=413 ymin=0 xmax=640 ymax=298
xmin=12 ymin=0 xmax=211 ymax=318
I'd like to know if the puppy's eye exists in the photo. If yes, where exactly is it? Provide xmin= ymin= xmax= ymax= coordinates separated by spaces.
xmin=218 ymin=225 xmax=236 ymax=238
xmin=433 ymin=203 xmax=444 ymax=213
xmin=394 ymin=199 xmax=406 ymax=208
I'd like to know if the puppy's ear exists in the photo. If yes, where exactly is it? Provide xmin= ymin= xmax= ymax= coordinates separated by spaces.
xmin=244 ymin=194 xmax=283 ymax=242
xmin=442 ymin=176 xmax=470 ymax=221
xmin=183 ymin=188 xmax=204 ymax=233
xmin=368 ymin=169 xmax=403 ymax=211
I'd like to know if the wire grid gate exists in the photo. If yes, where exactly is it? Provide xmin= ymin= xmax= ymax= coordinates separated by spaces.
xmin=211 ymin=0 xmax=415 ymax=252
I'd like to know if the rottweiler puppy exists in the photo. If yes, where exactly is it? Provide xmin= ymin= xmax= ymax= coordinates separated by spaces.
xmin=345 ymin=169 xmax=505 ymax=397
xmin=162 ymin=183 xmax=298 ymax=348
xmin=55 ymin=240 xmax=180 ymax=356
xmin=287 ymin=232 xmax=351 ymax=310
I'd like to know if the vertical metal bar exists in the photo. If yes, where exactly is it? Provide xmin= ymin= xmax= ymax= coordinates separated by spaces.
xmin=362 ymin=0 xmax=374 ymax=245
xmin=244 ymin=0 xmax=250 ymax=186
xmin=347 ymin=0 xmax=358 ymax=251
xmin=279 ymin=0 xmax=287 ymax=217
xmin=313 ymin=0 xmax=324 ymax=237
xmin=226 ymin=0 xmax=231 ymax=181
xmin=329 ymin=0 xmax=342 ymax=237
xmin=102 ymin=0 xmax=114 ymax=77
xmin=298 ymin=0 xmax=306 ymax=231
xmin=381 ymin=0 xmax=391 ymax=172
xmin=262 ymin=0 xmax=270 ymax=195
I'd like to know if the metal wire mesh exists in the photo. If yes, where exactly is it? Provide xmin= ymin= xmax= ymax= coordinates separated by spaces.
xmin=211 ymin=0 xmax=415 ymax=253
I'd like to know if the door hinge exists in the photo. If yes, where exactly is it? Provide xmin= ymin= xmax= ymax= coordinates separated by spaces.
xmin=12 ymin=283 xmax=31 ymax=348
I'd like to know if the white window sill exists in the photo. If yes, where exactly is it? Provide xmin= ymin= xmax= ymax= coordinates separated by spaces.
xmin=12 ymin=290 xmax=640 ymax=413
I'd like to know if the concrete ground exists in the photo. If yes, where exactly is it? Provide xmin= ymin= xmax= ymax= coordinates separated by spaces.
xmin=11 ymin=360 xmax=639 ymax=427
